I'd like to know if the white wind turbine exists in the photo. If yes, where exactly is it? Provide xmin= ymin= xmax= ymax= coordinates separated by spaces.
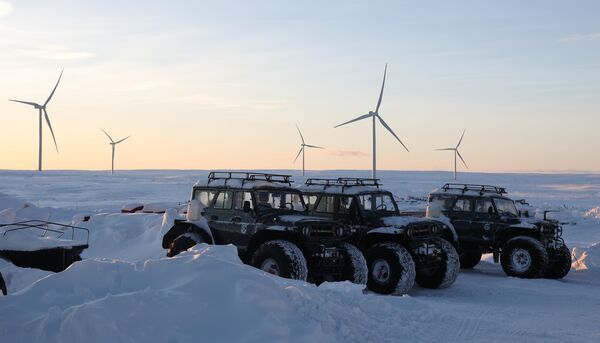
xmin=436 ymin=129 xmax=468 ymax=180
xmin=9 ymin=70 xmax=63 ymax=171
xmin=294 ymin=125 xmax=323 ymax=176
xmin=334 ymin=64 xmax=409 ymax=178
xmin=101 ymin=129 xmax=130 ymax=175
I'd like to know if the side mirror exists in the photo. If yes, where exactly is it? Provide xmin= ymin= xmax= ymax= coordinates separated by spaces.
xmin=243 ymin=201 xmax=252 ymax=213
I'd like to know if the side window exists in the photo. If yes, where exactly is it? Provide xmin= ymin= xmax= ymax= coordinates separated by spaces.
xmin=193 ymin=189 xmax=216 ymax=207
xmin=339 ymin=196 xmax=354 ymax=214
xmin=430 ymin=195 xmax=454 ymax=211
xmin=234 ymin=191 xmax=253 ymax=210
xmin=475 ymin=198 xmax=494 ymax=214
xmin=359 ymin=194 xmax=373 ymax=211
xmin=303 ymin=195 xmax=318 ymax=210
xmin=452 ymin=197 xmax=472 ymax=212
xmin=316 ymin=195 xmax=336 ymax=213
xmin=214 ymin=191 xmax=233 ymax=209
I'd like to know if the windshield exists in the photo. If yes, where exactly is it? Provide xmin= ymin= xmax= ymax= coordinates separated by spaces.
xmin=254 ymin=190 xmax=306 ymax=213
xmin=357 ymin=193 xmax=399 ymax=216
xmin=493 ymin=198 xmax=519 ymax=217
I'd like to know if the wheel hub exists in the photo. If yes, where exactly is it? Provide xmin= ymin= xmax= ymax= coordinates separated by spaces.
xmin=260 ymin=258 xmax=280 ymax=276
xmin=371 ymin=259 xmax=391 ymax=284
xmin=511 ymin=248 xmax=532 ymax=272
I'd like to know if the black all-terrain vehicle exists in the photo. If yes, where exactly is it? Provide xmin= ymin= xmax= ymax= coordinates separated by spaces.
xmin=300 ymin=178 xmax=460 ymax=295
xmin=162 ymin=172 xmax=367 ymax=285
xmin=427 ymin=183 xmax=571 ymax=279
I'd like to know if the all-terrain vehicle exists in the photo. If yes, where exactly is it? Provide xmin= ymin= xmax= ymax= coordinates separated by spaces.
xmin=162 ymin=172 xmax=367 ymax=285
xmin=427 ymin=183 xmax=571 ymax=279
xmin=299 ymin=178 xmax=460 ymax=295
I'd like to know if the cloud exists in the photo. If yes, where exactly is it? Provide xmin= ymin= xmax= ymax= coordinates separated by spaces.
xmin=0 ymin=1 xmax=13 ymax=18
xmin=16 ymin=46 xmax=95 ymax=61
xmin=559 ymin=32 xmax=600 ymax=42
xmin=329 ymin=150 xmax=369 ymax=157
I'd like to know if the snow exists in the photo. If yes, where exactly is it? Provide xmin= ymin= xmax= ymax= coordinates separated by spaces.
xmin=0 ymin=170 xmax=600 ymax=341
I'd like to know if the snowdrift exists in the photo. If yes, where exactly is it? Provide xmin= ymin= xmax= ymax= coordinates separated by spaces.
xmin=0 ymin=244 xmax=508 ymax=343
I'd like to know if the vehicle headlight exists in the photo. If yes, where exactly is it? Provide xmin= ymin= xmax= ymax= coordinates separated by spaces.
xmin=406 ymin=227 xmax=413 ymax=238
xmin=336 ymin=227 xmax=345 ymax=237
xmin=431 ymin=225 xmax=439 ymax=234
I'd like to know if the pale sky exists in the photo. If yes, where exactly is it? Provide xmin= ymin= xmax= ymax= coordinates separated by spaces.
xmin=1 ymin=0 xmax=599 ymax=172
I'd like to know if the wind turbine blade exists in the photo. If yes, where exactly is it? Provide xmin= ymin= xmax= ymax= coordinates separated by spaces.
xmin=375 ymin=63 xmax=387 ymax=113
xmin=295 ymin=124 xmax=305 ymax=144
xmin=9 ymin=99 xmax=40 ymax=107
xmin=304 ymin=144 xmax=324 ymax=149
xmin=376 ymin=114 xmax=409 ymax=152
xmin=43 ymin=109 xmax=59 ymax=152
xmin=44 ymin=69 xmax=63 ymax=106
xmin=115 ymin=136 xmax=130 ymax=144
xmin=293 ymin=147 xmax=303 ymax=163
xmin=334 ymin=113 xmax=372 ymax=128
xmin=435 ymin=148 xmax=455 ymax=151
xmin=456 ymin=129 xmax=466 ymax=148
xmin=457 ymin=150 xmax=468 ymax=168
xmin=100 ymin=128 xmax=115 ymax=143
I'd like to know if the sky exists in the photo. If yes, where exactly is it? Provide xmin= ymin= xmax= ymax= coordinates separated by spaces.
xmin=1 ymin=0 xmax=599 ymax=173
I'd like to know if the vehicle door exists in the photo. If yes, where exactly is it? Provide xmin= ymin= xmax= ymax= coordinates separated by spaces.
xmin=472 ymin=197 xmax=497 ymax=243
xmin=447 ymin=196 xmax=478 ymax=242
xmin=203 ymin=190 xmax=245 ymax=246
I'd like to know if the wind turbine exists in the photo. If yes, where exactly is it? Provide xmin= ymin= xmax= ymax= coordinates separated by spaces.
xmin=9 ymin=70 xmax=63 ymax=171
xmin=334 ymin=64 xmax=408 ymax=178
xmin=293 ymin=124 xmax=323 ymax=176
xmin=101 ymin=129 xmax=130 ymax=175
xmin=436 ymin=129 xmax=468 ymax=180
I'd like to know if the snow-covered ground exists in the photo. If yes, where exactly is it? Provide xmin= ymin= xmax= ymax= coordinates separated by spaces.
xmin=1 ymin=170 xmax=599 ymax=342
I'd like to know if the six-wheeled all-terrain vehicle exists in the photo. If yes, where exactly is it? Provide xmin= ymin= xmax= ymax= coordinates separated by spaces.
xmin=162 ymin=172 xmax=367 ymax=285
xmin=300 ymin=178 xmax=460 ymax=295
xmin=427 ymin=183 xmax=571 ymax=279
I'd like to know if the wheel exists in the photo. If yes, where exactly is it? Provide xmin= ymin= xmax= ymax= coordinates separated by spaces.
xmin=544 ymin=245 xmax=572 ymax=279
xmin=459 ymin=248 xmax=482 ymax=269
xmin=167 ymin=232 xmax=203 ymax=257
xmin=251 ymin=240 xmax=308 ymax=281
xmin=415 ymin=239 xmax=460 ymax=289
xmin=365 ymin=243 xmax=416 ymax=295
xmin=501 ymin=236 xmax=548 ymax=278
xmin=340 ymin=243 xmax=368 ymax=284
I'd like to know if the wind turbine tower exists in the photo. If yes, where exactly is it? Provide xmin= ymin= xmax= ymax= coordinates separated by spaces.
xmin=9 ymin=70 xmax=63 ymax=171
xmin=334 ymin=64 xmax=409 ymax=178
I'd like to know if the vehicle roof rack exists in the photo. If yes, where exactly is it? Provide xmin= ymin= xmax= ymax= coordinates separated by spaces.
xmin=441 ymin=183 xmax=507 ymax=195
xmin=207 ymin=171 xmax=292 ymax=186
xmin=304 ymin=177 xmax=381 ymax=190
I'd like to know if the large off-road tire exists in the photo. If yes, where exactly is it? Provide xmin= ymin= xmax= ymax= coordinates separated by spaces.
xmin=544 ymin=245 xmax=572 ymax=279
xmin=501 ymin=236 xmax=548 ymax=278
xmin=251 ymin=240 xmax=308 ymax=281
xmin=365 ymin=243 xmax=416 ymax=295
xmin=167 ymin=232 xmax=204 ymax=257
xmin=459 ymin=248 xmax=482 ymax=269
xmin=341 ymin=243 xmax=368 ymax=285
xmin=416 ymin=239 xmax=460 ymax=289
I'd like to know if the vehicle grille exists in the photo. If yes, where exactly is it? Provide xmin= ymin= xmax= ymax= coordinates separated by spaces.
xmin=409 ymin=224 xmax=435 ymax=238
xmin=307 ymin=225 xmax=336 ymax=238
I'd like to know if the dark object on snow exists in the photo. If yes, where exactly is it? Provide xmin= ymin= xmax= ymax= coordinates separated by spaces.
xmin=0 ymin=271 xmax=6 ymax=295
xmin=163 ymin=172 xmax=363 ymax=285
xmin=428 ymin=183 xmax=571 ymax=279
xmin=300 ymin=177 xmax=459 ymax=294
xmin=0 ymin=220 xmax=89 ymax=273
